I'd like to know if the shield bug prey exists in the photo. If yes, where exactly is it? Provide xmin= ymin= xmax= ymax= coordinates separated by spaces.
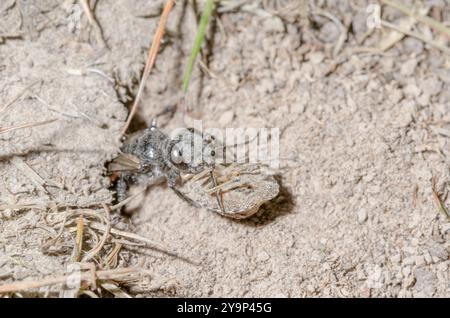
xmin=176 ymin=163 xmax=280 ymax=219
xmin=108 ymin=120 xmax=280 ymax=218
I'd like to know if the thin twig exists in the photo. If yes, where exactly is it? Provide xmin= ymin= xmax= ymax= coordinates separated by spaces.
xmin=79 ymin=0 xmax=107 ymax=47
xmin=79 ymin=0 xmax=95 ymax=25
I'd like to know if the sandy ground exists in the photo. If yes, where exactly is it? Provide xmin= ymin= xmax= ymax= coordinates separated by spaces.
xmin=0 ymin=0 xmax=449 ymax=297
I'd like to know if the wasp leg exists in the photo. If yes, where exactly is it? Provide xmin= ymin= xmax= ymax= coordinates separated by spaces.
xmin=205 ymin=178 xmax=242 ymax=194
xmin=115 ymin=174 xmax=128 ymax=203
xmin=209 ymin=170 xmax=226 ymax=214
xmin=165 ymin=168 xmax=180 ymax=188
xmin=170 ymin=186 xmax=200 ymax=208
xmin=132 ymin=169 xmax=165 ymax=189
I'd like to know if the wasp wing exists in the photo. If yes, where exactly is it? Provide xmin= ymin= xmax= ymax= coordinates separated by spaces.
xmin=108 ymin=152 xmax=142 ymax=172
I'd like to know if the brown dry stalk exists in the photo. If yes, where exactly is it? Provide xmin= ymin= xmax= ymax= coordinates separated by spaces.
xmin=120 ymin=0 xmax=175 ymax=135
xmin=73 ymin=215 xmax=85 ymax=262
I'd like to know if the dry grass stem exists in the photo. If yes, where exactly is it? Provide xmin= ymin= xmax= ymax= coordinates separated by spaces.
xmin=0 ymin=119 xmax=57 ymax=135
xmin=121 ymin=0 xmax=175 ymax=135
xmin=381 ymin=20 xmax=450 ymax=55
xmin=382 ymin=0 xmax=450 ymax=38
xmin=0 ymin=267 xmax=145 ymax=294
xmin=82 ymin=203 xmax=111 ymax=262
xmin=79 ymin=0 xmax=107 ymax=47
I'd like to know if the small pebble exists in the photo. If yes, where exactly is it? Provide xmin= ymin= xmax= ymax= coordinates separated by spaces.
xmin=423 ymin=252 xmax=432 ymax=265
xmin=420 ymin=76 xmax=443 ymax=96
xmin=403 ymin=37 xmax=424 ymax=55
xmin=390 ymin=254 xmax=401 ymax=264
xmin=310 ymin=52 xmax=325 ymax=65
xmin=414 ymin=267 xmax=437 ymax=294
xmin=357 ymin=208 xmax=368 ymax=224
xmin=417 ymin=93 xmax=430 ymax=107
xmin=403 ymin=84 xmax=421 ymax=97
xmin=428 ymin=244 xmax=449 ymax=261
xmin=400 ymin=59 xmax=417 ymax=76
xmin=257 ymin=250 xmax=270 ymax=262
xmin=257 ymin=78 xmax=275 ymax=94
xmin=437 ymin=262 xmax=447 ymax=272
xmin=318 ymin=21 xmax=340 ymax=43
xmin=414 ymin=256 xmax=426 ymax=267
xmin=402 ymin=256 xmax=416 ymax=266
xmin=263 ymin=16 xmax=285 ymax=33
xmin=395 ymin=112 xmax=413 ymax=128
xmin=402 ymin=266 xmax=411 ymax=277
xmin=218 ymin=110 xmax=234 ymax=127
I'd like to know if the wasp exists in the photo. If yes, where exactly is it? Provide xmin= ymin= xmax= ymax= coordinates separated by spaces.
xmin=109 ymin=120 xmax=279 ymax=218
xmin=108 ymin=120 xmax=222 ymax=208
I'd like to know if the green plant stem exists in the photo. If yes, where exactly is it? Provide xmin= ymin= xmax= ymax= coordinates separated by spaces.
xmin=182 ymin=0 xmax=215 ymax=94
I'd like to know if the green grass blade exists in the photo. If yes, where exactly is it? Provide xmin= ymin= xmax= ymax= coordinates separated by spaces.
xmin=182 ymin=0 xmax=215 ymax=94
